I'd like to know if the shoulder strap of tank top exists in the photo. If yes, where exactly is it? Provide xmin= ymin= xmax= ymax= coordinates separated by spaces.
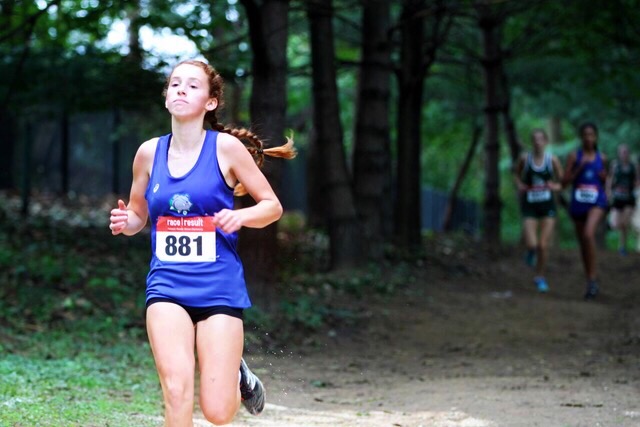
xmin=205 ymin=129 xmax=219 ymax=161
xmin=545 ymin=152 xmax=553 ymax=174
xmin=150 ymin=133 xmax=171 ymax=181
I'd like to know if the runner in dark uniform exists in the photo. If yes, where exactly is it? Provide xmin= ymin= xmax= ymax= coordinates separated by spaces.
xmin=607 ymin=144 xmax=639 ymax=255
xmin=563 ymin=123 xmax=608 ymax=300
xmin=514 ymin=129 xmax=564 ymax=292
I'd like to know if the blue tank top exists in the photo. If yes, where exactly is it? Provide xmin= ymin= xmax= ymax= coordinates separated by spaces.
xmin=570 ymin=149 xmax=608 ymax=214
xmin=144 ymin=130 xmax=251 ymax=308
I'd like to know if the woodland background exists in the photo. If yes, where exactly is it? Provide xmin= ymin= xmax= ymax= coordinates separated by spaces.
xmin=1 ymin=1 xmax=640 ymax=425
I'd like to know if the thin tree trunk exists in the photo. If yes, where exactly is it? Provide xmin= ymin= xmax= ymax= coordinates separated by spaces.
xmin=395 ymin=0 xmax=426 ymax=250
xmin=126 ymin=0 xmax=142 ymax=65
xmin=443 ymin=123 xmax=483 ymax=232
xmin=478 ymin=7 xmax=503 ymax=244
xmin=500 ymin=69 xmax=521 ymax=164
xmin=21 ymin=120 xmax=32 ymax=215
xmin=549 ymin=115 xmax=562 ymax=143
xmin=0 ymin=2 xmax=40 ymax=190
xmin=238 ymin=0 xmax=289 ymax=307
xmin=308 ymin=0 xmax=362 ymax=269
xmin=352 ymin=0 xmax=392 ymax=260
xmin=0 ymin=109 xmax=15 ymax=189
xmin=61 ymin=107 xmax=70 ymax=194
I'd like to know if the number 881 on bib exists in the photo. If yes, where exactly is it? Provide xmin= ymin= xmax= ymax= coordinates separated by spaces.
xmin=156 ymin=216 xmax=216 ymax=263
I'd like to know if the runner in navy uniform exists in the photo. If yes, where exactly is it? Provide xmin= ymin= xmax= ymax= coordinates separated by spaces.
xmin=109 ymin=60 xmax=295 ymax=426
xmin=563 ymin=123 xmax=608 ymax=300
xmin=513 ymin=129 xmax=563 ymax=292
xmin=606 ymin=144 xmax=639 ymax=255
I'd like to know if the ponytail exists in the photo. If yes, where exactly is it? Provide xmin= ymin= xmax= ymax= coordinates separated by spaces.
xmin=205 ymin=110 xmax=297 ymax=196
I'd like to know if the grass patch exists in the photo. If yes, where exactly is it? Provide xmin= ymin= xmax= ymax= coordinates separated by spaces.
xmin=0 ymin=335 xmax=161 ymax=427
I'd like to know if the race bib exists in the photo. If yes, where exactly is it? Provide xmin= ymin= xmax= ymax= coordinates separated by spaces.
xmin=526 ymin=188 xmax=552 ymax=203
xmin=156 ymin=216 xmax=216 ymax=262
xmin=575 ymin=185 xmax=599 ymax=204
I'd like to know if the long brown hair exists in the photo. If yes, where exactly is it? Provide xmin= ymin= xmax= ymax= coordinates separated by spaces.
xmin=164 ymin=60 xmax=296 ymax=195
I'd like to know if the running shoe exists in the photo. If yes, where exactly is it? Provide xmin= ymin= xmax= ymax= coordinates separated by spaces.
xmin=534 ymin=276 xmax=549 ymax=293
xmin=239 ymin=358 xmax=266 ymax=415
xmin=525 ymin=249 xmax=537 ymax=267
xmin=619 ymin=247 xmax=628 ymax=256
xmin=584 ymin=280 xmax=599 ymax=300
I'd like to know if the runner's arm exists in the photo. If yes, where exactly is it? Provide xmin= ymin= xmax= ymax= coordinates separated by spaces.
xmin=213 ymin=133 xmax=282 ymax=233
xmin=562 ymin=152 xmax=579 ymax=187
xmin=598 ymin=153 xmax=608 ymax=183
xmin=512 ymin=154 xmax=527 ymax=192
xmin=605 ymin=160 xmax=616 ymax=199
xmin=110 ymin=139 xmax=154 ymax=236
xmin=548 ymin=155 xmax=564 ymax=191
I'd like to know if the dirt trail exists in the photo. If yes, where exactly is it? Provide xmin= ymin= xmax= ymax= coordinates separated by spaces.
xmin=218 ymin=244 xmax=640 ymax=426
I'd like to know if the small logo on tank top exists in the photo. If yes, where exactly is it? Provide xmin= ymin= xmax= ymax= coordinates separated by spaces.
xmin=169 ymin=193 xmax=193 ymax=215
xmin=153 ymin=183 xmax=160 ymax=193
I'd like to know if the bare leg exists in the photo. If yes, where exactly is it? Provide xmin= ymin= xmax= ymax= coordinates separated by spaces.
xmin=619 ymin=206 xmax=633 ymax=253
xmin=523 ymin=218 xmax=539 ymax=252
xmin=147 ymin=303 xmax=196 ymax=427
xmin=537 ymin=217 xmax=556 ymax=278
xmin=523 ymin=218 xmax=538 ymax=266
xmin=581 ymin=208 xmax=606 ymax=281
xmin=574 ymin=219 xmax=588 ymax=277
xmin=196 ymin=314 xmax=244 ymax=426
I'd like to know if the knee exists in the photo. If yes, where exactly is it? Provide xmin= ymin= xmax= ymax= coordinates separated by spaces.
xmin=163 ymin=377 xmax=193 ymax=410
xmin=202 ymin=402 xmax=237 ymax=426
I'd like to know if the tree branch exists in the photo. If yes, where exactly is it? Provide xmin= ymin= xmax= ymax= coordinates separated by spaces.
xmin=0 ymin=0 xmax=60 ymax=44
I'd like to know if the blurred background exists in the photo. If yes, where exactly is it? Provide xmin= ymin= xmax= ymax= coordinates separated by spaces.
xmin=1 ymin=1 xmax=640 ymax=426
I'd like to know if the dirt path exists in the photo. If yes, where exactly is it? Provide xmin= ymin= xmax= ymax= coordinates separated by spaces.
xmin=218 ymin=244 xmax=640 ymax=426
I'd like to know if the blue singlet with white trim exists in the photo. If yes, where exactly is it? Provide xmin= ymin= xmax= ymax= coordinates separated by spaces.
xmin=569 ymin=149 xmax=608 ymax=217
xmin=144 ymin=130 xmax=251 ymax=308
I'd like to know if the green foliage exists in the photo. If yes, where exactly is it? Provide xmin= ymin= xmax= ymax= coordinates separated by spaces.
xmin=0 ymin=337 xmax=161 ymax=427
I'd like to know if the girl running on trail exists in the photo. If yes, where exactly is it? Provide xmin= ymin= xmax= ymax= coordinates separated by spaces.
xmin=563 ymin=122 xmax=608 ymax=300
xmin=109 ymin=59 xmax=295 ymax=426
xmin=513 ymin=129 xmax=564 ymax=293
xmin=607 ymin=144 xmax=639 ymax=255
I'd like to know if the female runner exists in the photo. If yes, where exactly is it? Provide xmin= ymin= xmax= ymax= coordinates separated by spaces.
xmin=109 ymin=60 xmax=295 ymax=425
xmin=607 ymin=144 xmax=639 ymax=255
xmin=513 ymin=129 xmax=563 ymax=292
xmin=563 ymin=123 xmax=607 ymax=300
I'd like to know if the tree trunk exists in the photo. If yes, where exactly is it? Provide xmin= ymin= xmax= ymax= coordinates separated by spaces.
xmin=395 ymin=0 xmax=426 ymax=250
xmin=126 ymin=0 xmax=143 ymax=65
xmin=478 ymin=8 xmax=503 ymax=244
xmin=61 ymin=107 xmax=70 ymax=194
xmin=308 ymin=0 xmax=362 ymax=269
xmin=238 ymin=0 xmax=289 ymax=308
xmin=549 ymin=115 xmax=562 ymax=144
xmin=500 ymin=69 xmax=522 ymax=164
xmin=443 ymin=123 xmax=483 ymax=232
xmin=0 ymin=109 xmax=15 ymax=189
xmin=21 ymin=120 xmax=32 ymax=215
xmin=352 ymin=0 xmax=392 ymax=260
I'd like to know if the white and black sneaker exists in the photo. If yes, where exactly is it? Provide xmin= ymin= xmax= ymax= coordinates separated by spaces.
xmin=239 ymin=358 xmax=266 ymax=415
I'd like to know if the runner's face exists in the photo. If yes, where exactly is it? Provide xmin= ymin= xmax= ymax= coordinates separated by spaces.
xmin=618 ymin=145 xmax=629 ymax=162
xmin=532 ymin=132 xmax=547 ymax=152
xmin=581 ymin=127 xmax=597 ymax=149
xmin=165 ymin=64 xmax=217 ymax=119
